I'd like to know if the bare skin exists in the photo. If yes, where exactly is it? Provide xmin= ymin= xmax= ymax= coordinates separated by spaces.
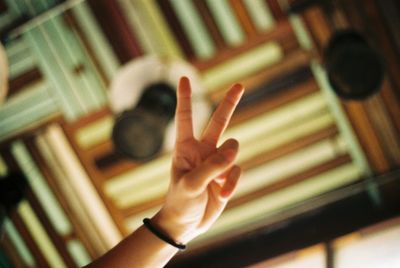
xmin=86 ymin=77 xmax=244 ymax=268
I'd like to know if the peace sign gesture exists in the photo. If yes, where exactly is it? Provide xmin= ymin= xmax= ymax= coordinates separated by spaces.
xmin=87 ymin=77 xmax=244 ymax=268
xmin=153 ymin=76 xmax=244 ymax=244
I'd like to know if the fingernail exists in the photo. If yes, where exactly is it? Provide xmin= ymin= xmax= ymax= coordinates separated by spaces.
xmin=221 ymin=139 xmax=239 ymax=150
xmin=232 ymin=84 xmax=244 ymax=94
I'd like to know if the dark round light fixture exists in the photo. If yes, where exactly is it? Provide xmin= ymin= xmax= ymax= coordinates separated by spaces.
xmin=324 ymin=30 xmax=385 ymax=100
xmin=112 ymin=82 xmax=176 ymax=161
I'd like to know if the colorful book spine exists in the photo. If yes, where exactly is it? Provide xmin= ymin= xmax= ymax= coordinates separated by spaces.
xmin=71 ymin=1 xmax=120 ymax=80
xmin=243 ymin=0 xmax=276 ymax=32
xmin=169 ymin=0 xmax=216 ymax=59
xmin=229 ymin=0 xmax=257 ymax=37
xmin=202 ymin=41 xmax=284 ymax=92
xmin=117 ymin=0 xmax=161 ymax=55
xmin=24 ymin=14 xmax=109 ymax=121
xmin=45 ymin=16 xmax=108 ymax=110
xmin=155 ymin=0 xmax=195 ymax=59
xmin=17 ymin=201 xmax=66 ymax=268
xmin=44 ymin=124 xmax=122 ymax=248
xmin=202 ymin=163 xmax=362 ymax=241
xmin=205 ymin=0 xmax=245 ymax=47
xmin=140 ymin=0 xmax=184 ymax=58
xmin=0 ymin=82 xmax=59 ymax=141
xmin=66 ymin=240 xmax=92 ymax=267
xmin=11 ymin=141 xmax=72 ymax=236
xmin=35 ymin=133 xmax=107 ymax=255
xmin=6 ymin=38 xmax=37 ymax=79
xmin=236 ymin=136 xmax=345 ymax=198
xmin=25 ymin=29 xmax=84 ymax=120
xmin=3 ymin=219 xmax=36 ymax=267
xmin=193 ymin=0 xmax=226 ymax=50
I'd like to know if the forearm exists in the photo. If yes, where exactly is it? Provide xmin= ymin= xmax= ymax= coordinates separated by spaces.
xmin=85 ymin=215 xmax=182 ymax=268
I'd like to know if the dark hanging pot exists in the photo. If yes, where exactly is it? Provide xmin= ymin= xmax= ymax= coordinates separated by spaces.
xmin=324 ymin=30 xmax=385 ymax=100
xmin=112 ymin=82 xmax=177 ymax=161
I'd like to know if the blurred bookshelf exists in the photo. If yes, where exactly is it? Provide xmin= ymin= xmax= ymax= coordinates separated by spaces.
xmin=0 ymin=0 xmax=399 ymax=267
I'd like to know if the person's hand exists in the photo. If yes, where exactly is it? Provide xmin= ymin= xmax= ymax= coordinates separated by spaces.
xmin=152 ymin=76 xmax=244 ymax=244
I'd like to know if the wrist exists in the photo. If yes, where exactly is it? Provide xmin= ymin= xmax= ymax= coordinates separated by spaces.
xmin=151 ymin=209 xmax=192 ymax=245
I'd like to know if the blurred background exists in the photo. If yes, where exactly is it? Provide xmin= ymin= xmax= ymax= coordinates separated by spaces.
xmin=0 ymin=0 xmax=399 ymax=267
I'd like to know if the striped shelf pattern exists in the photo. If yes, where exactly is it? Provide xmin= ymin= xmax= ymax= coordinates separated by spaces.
xmin=1 ymin=0 xmax=399 ymax=266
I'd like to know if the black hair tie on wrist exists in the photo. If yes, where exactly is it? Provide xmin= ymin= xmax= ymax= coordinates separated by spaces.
xmin=143 ymin=218 xmax=187 ymax=251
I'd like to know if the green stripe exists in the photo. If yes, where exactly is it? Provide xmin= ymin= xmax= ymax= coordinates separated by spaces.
xmin=119 ymin=0 xmax=183 ymax=57
xmin=67 ymin=240 xmax=92 ymax=267
xmin=35 ymin=133 xmax=112 ymax=253
xmin=225 ymin=93 xmax=326 ymax=141
xmin=311 ymin=62 xmax=372 ymax=175
xmin=40 ymin=19 xmax=91 ymax=113
xmin=25 ymin=29 xmax=81 ymax=120
xmin=72 ymin=2 xmax=120 ymax=80
xmin=45 ymin=124 xmax=122 ymax=247
xmin=289 ymin=15 xmax=371 ymax=176
xmin=202 ymin=42 xmax=283 ymax=92
xmin=243 ymin=0 xmax=275 ymax=32
xmin=237 ymin=111 xmax=334 ymax=163
xmin=117 ymin=0 xmax=155 ymax=54
xmin=18 ymin=201 xmax=67 ymax=268
xmin=8 ymin=52 xmax=36 ymax=79
xmin=0 ymin=84 xmax=59 ymax=140
xmin=4 ymin=38 xmax=29 ymax=58
xmin=4 ymin=219 xmax=36 ymax=267
xmin=141 ymin=0 xmax=184 ymax=58
xmin=105 ymin=153 xmax=171 ymax=198
xmin=237 ymin=137 xmax=344 ymax=197
xmin=0 ymin=81 xmax=48 ymax=118
xmin=170 ymin=0 xmax=216 ymax=59
xmin=289 ymin=15 xmax=313 ymax=50
xmin=205 ymin=0 xmax=245 ymax=46
xmin=0 ymin=100 xmax=58 ymax=140
xmin=45 ymin=16 xmax=107 ymax=111
xmin=75 ymin=115 xmax=114 ymax=149
xmin=115 ymin=174 xmax=169 ymax=208
xmin=11 ymin=141 xmax=73 ymax=236
xmin=7 ymin=46 xmax=33 ymax=66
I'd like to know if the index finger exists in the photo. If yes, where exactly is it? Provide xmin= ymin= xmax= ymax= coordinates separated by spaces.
xmin=201 ymin=84 xmax=244 ymax=145
xmin=175 ymin=77 xmax=194 ymax=143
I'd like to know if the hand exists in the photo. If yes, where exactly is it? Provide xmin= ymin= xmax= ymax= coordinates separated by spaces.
xmin=152 ymin=77 xmax=244 ymax=244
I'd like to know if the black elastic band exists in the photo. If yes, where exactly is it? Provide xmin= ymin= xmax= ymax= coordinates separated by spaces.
xmin=143 ymin=218 xmax=186 ymax=251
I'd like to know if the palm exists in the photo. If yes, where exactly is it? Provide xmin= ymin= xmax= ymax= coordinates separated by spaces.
xmin=165 ymin=77 xmax=244 ymax=238
xmin=174 ymin=139 xmax=213 ymax=177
